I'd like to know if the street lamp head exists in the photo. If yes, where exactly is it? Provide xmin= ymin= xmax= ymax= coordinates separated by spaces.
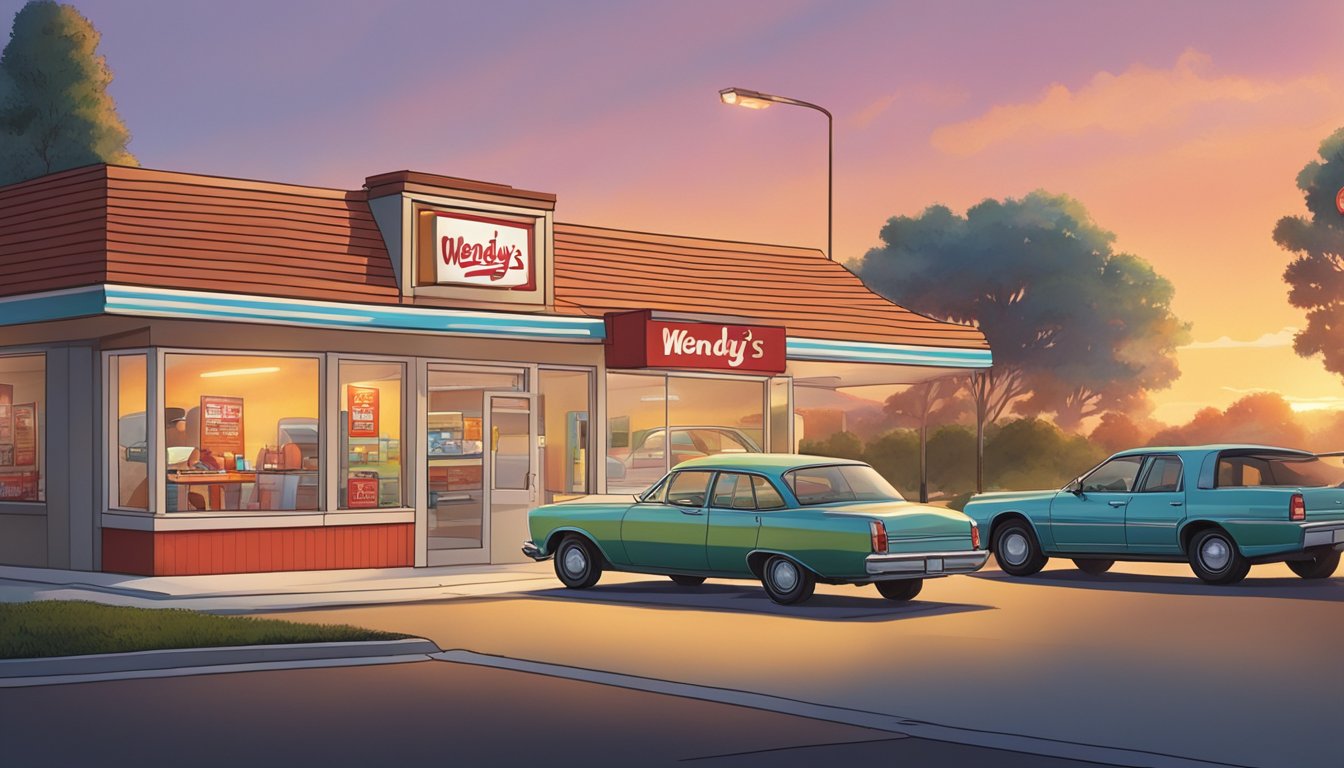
xmin=719 ymin=87 xmax=773 ymax=110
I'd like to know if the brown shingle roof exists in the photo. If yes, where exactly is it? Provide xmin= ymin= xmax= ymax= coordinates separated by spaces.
xmin=552 ymin=223 xmax=986 ymax=348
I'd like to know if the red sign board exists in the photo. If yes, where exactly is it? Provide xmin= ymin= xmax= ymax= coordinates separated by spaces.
xmin=605 ymin=310 xmax=787 ymax=374
xmin=11 ymin=403 xmax=37 ymax=467
xmin=347 ymin=476 xmax=379 ymax=508
xmin=0 ymin=471 xmax=38 ymax=501
xmin=347 ymin=386 xmax=379 ymax=438
xmin=1336 ymin=186 xmax=1344 ymax=215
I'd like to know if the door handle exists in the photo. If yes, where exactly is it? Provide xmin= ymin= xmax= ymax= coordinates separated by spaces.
xmin=1107 ymin=500 xmax=1127 ymax=508
xmin=681 ymin=509 xmax=703 ymax=516
xmin=1169 ymin=501 xmax=1184 ymax=507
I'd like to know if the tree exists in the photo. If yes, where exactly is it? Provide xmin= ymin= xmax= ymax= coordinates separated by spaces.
xmin=1089 ymin=411 xmax=1146 ymax=453
xmin=798 ymin=431 xmax=865 ymax=461
xmin=985 ymin=418 xmax=1103 ymax=491
xmin=1278 ymin=126 xmax=1344 ymax=377
xmin=0 ymin=1 xmax=136 ymax=185
xmin=855 ymin=192 xmax=1187 ymax=482
xmin=862 ymin=429 xmax=920 ymax=496
xmin=884 ymin=377 xmax=966 ymax=501
xmin=1149 ymin=393 xmax=1308 ymax=449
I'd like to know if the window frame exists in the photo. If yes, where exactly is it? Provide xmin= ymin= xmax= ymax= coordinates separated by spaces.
xmin=1135 ymin=454 xmax=1184 ymax=494
xmin=332 ymin=354 xmax=414 ymax=512
xmin=1078 ymin=455 xmax=1146 ymax=494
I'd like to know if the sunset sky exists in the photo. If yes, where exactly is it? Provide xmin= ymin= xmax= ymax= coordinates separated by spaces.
xmin=17 ymin=0 xmax=1344 ymax=425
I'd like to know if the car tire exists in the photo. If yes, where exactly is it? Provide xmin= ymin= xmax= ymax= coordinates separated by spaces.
xmin=1073 ymin=559 xmax=1114 ymax=575
xmin=760 ymin=555 xmax=815 ymax=605
xmin=669 ymin=575 xmax=707 ymax=587
xmin=1187 ymin=528 xmax=1250 ymax=585
xmin=992 ymin=519 xmax=1048 ymax=576
xmin=875 ymin=579 xmax=923 ymax=602
xmin=554 ymin=535 xmax=602 ymax=589
xmin=1287 ymin=551 xmax=1340 ymax=579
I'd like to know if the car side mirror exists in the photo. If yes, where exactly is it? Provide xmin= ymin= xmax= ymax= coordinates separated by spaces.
xmin=1066 ymin=479 xmax=1083 ymax=496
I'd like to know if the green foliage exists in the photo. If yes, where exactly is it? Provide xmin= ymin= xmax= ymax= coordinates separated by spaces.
xmin=861 ymin=428 xmax=919 ymax=495
xmin=927 ymin=424 xmax=976 ymax=492
xmin=986 ymin=418 xmax=1104 ymax=490
xmin=0 ymin=600 xmax=407 ymax=659
xmin=854 ymin=191 xmax=1187 ymax=428
xmin=798 ymin=430 xmax=865 ymax=461
xmin=0 ymin=1 xmax=137 ymax=184
xmin=1278 ymin=126 xmax=1344 ymax=380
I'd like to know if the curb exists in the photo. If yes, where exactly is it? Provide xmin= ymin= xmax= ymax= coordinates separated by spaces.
xmin=0 ymin=637 xmax=441 ymax=685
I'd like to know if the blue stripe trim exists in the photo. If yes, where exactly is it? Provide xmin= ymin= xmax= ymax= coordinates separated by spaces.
xmin=0 ymin=286 xmax=106 ymax=325
xmin=787 ymin=337 xmax=992 ymax=368
xmin=0 ymin=285 xmax=992 ymax=368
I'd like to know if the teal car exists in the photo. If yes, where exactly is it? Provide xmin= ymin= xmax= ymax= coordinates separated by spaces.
xmin=523 ymin=454 xmax=987 ymax=605
xmin=964 ymin=445 xmax=1344 ymax=585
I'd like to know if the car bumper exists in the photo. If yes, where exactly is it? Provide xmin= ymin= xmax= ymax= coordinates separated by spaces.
xmin=865 ymin=549 xmax=989 ymax=578
xmin=1302 ymin=522 xmax=1344 ymax=549
xmin=521 ymin=541 xmax=551 ymax=562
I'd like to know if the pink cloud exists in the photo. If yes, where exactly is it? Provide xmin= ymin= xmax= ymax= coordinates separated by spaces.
xmin=930 ymin=49 xmax=1331 ymax=155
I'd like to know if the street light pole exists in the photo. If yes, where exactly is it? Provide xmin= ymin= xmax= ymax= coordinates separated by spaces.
xmin=719 ymin=87 xmax=833 ymax=260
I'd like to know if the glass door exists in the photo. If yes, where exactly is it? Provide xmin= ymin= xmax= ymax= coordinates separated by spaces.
xmin=485 ymin=393 xmax=538 ymax=563
xmin=425 ymin=366 xmax=524 ymax=566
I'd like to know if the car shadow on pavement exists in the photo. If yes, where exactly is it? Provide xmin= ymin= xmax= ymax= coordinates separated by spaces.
xmin=972 ymin=569 xmax=1344 ymax=602
xmin=522 ymin=580 xmax=993 ymax=622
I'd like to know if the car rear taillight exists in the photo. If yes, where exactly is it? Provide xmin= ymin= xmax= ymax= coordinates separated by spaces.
xmin=1290 ymin=493 xmax=1306 ymax=521
xmin=870 ymin=520 xmax=888 ymax=553
xmin=971 ymin=523 xmax=981 ymax=550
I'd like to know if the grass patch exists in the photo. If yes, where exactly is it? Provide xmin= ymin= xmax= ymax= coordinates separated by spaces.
xmin=0 ymin=600 xmax=410 ymax=659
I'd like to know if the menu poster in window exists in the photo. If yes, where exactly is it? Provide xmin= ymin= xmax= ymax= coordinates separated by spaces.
xmin=0 ymin=444 xmax=12 ymax=467
xmin=12 ymin=403 xmax=36 ymax=467
xmin=347 ymin=476 xmax=379 ymax=508
xmin=0 ymin=384 xmax=11 ymax=445
xmin=463 ymin=417 xmax=482 ymax=441
xmin=200 ymin=396 xmax=245 ymax=457
xmin=347 ymin=386 xmax=379 ymax=438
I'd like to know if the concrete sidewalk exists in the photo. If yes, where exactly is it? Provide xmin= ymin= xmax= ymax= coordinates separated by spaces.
xmin=0 ymin=561 xmax=607 ymax=612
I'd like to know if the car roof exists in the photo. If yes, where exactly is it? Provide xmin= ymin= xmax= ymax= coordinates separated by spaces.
xmin=1110 ymin=444 xmax=1314 ymax=458
xmin=672 ymin=453 xmax=868 ymax=473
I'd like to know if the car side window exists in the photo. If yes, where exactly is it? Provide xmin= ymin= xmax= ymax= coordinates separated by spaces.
xmin=710 ymin=473 xmax=742 ymax=508
xmin=752 ymin=475 xmax=786 ymax=510
xmin=1080 ymin=456 xmax=1144 ymax=493
xmin=639 ymin=476 xmax=669 ymax=503
xmin=1139 ymin=456 xmax=1183 ymax=493
xmin=666 ymin=470 xmax=712 ymax=507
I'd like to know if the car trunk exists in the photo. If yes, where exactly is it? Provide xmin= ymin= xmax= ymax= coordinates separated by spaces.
xmin=1297 ymin=487 xmax=1344 ymax=523
xmin=822 ymin=502 xmax=976 ymax=554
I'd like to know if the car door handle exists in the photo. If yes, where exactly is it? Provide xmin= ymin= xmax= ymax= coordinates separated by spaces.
xmin=1107 ymin=500 xmax=1127 ymax=508
xmin=1169 ymin=501 xmax=1184 ymax=507
xmin=681 ymin=509 xmax=703 ymax=516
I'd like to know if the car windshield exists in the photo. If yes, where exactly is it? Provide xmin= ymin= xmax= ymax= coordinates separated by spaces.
xmin=1217 ymin=453 xmax=1344 ymax=488
xmin=784 ymin=464 xmax=904 ymax=505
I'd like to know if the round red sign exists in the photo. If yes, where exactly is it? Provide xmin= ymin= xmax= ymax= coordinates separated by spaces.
xmin=1337 ymin=186 xmax=1344 ymax=215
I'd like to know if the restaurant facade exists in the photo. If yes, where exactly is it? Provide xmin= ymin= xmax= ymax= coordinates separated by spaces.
xmin=0 ymin=164 xmax=990 ymax=575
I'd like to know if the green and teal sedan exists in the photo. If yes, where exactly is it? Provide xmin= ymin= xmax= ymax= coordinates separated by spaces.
xmin=964 ymin=445 xmax=1344 ymax=585
xmin=523 ymin=454 xmax=987 ymax=605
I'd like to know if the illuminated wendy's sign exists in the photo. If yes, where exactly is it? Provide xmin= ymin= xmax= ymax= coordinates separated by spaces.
xmin=432 ymin=212 xmax=535 ymax=290
xmin=605 ymin=310 xmax=787 ymax=374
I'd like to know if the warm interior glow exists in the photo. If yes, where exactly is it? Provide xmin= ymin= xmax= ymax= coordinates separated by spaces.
xmin=200 ymin=366 xmax=281 ymax=378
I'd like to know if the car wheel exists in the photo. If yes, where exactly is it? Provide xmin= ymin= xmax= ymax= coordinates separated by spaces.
xmin=760 ymin=555 xmax=815 ymax=605
xmin=1187 ymin=528 xmax=1250 ymax=585
xmin=992 ymin=519 xmax=1048 ymax=576
xmin=669 ymin=575 xmax=706 ymax=587
xmin=1287 ymin=551 xmax=1340 ymax=580
xmin=875 ymin=579 xmax=923 ymax=602
xmin=554 ymin=535 xmax=602 ymax=589
xmin=1073 ymin=559 xmax=1114 ymax=575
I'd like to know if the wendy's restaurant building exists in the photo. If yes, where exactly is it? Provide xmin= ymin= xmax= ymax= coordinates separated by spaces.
xmin=0 ymin=164 xmax=990 ymax=576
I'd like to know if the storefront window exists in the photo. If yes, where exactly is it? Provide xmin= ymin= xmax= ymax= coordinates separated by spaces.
xmin=111 ymin=354 xmax=148 ymax=510
xmin=669 ymin=375 xmax=765 ymax=455
xmin=539 ymin=369 xmax=592 ymax=503
xmin=607 ymin=373 xmax=767 ymax=494
xmin=606 ymin=373 xmax=668 ymax=494
xmin=0 ymin=353 xmax=44 ymax=502
xmin=163 ymin=353 xmax=320 ymax=512
xmin=339 ymin=361 xmax=404 ymax=509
